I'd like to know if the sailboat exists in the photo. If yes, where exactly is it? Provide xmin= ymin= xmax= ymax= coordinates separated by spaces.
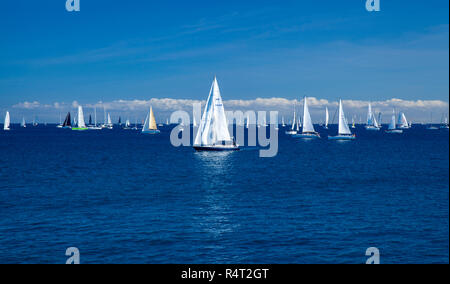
xmin=132 ymin=118 xmax=139 ymax=130
xmin=72 ymin=106 xmax=88 ymax=131
xmin=88 ymin=107 xmax=102 ymax=130
xmin=61 ymin=112 xmax=72 ymax=129
xmin=166 ymin=118 xmax=169 ymax=126
xmin=245 ymin=113 xmax=250 ymax=129
xmin=32 ymin=116 xmax=38 ymax=127
xmin=397 ymin=112 xmax=410 ymax=129
xmin=351 ymin=115 xmax=356 ymax=129
xmin=328 ymin=100 xmax=356 ymax=140
xmin=57 ymin=112 xmax=64 ymax=128
xmin=118 ymin=117 xmax=122 ymax=126
xmin=426 ymin=113 xmax=438 ymax=130
xmin=194 ymin=77 xmax=238 ymax=151
xmin=323 ymin=107 xmax=329 ymax=129
xmin=106 ymin=114 xmax=113 ymax=129
xmin=142 ymin=106 xmax=160 ymax=134
xmin=3 ymin=111 xmax=11 ymax=131
xmin=285 ymin=104 xmax=298 ymax=135
xmin=440 ymin=114 xmax=449 ymax=129
xmin=365 ymin=103 xmax=381 ymax=131
xmin=386 ymin=109 xmax=403 ymax=134
xmin=124 ymin=119 xmax=131 ymax=130
xmin=293 ymin=97 xmax=320 ymax=138
xmin=281 ymin=116 xmax=286 ymax=127
xmin=21 ymin=117 xmax=27 ymax=128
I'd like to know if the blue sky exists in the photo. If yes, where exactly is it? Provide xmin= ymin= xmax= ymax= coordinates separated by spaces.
xmin=0 ymin=0 xmax=448 ymax=122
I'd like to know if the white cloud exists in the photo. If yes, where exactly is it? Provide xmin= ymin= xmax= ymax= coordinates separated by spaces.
xmin=12 ymin=97 xmax=448 ymax=112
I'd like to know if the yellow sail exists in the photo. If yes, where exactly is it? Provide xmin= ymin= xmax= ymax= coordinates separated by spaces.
xmin=149 ymin=107 xmax=158 ymax=130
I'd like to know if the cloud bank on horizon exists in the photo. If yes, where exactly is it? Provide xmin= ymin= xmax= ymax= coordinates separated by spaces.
xmin=10 ymin=97 xmax=449 ymax=123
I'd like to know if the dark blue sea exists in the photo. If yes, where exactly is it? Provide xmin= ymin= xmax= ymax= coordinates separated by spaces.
xmin=0 ymin=124 xmax=448 ymax=264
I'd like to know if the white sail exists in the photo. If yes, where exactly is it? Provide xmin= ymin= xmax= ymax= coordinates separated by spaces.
xmin=126 ymin=119 xmax=131 ymax=127
xmin=194 ymin=77 xmax=232 ymax=146
xmin=338 ymin=100 xmax=351 ymax=135
xmin=281 ymin=116 xmax=285 ymax=126
xmin=21 ymin=117 xmax=26 ymax=128
xmin=94 ymin=107 xmax=97 ymax=126
xmin=325 ymin=107 xmax=329 ymax=128
xmin=388 ymin=110 xmax=396 ymax=130
xmin=373 ymin=114 xmax=379 ymax=128
xmin=291 ymin=110 xmax=296 ymax=131
xmin=4 ymin=111 xmax=10 ymax=130
xmin=107 ymin=114 xmax=112 ymax=125
xmin=302 ymin=97 xmax=316 ymax=133
xmin=77 ymin=106 xmax=87 ymax=128
xmin=367 ymin=103 xmax=373 ymax=125
xmin=398 ymin=112 xmax=408 ymax=128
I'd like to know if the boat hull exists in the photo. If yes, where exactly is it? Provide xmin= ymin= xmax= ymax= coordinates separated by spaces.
xmin=142 ymin=130 xmax=161 ymax=134
xmin=365 ymin=126 xmax=381 ymax=131
xmin=385 ymin=129 xmax=403 ymax=134
xmin=72 ymin=128 xmax=89 ymax=131
xmin=328 ymin=135 xmax=356 ymax=140
xmin=285 ymin=131 xmax=298 ymax=135
xmin=194 ymin=145 xmax=240 ymax=151
xmin=292 ymin=133 xmax=321 ymax=139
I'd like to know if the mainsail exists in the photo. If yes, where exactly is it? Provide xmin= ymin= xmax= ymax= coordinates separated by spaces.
xmin=291 ymin=110 xmax=297 ymax=131
xmin=302 ymin=97 xmax=316 ymax=133
xmin=194 ymin=77 xmax=232 ymax=146
xmin=389 ymin=110 xmax=396 ymax=130
xmin=63 ymin=112 xmax=72 ymax=127
xmin=338 ymin=100 xmax=351 ymax=135
xmin=4 ymin=111 xmax=10 ymax=130
xmin=77 ymin=106 xmax=87 ymax=128
xmin=325 ymin=107 xmax=329 ymax=128
xmin=21 ymin=117 xmax=26 ymax=128
xmin=142 ymin=106 xmax=158 ymax=132
xmin=398 ymin=112 xmax=408 ymax=128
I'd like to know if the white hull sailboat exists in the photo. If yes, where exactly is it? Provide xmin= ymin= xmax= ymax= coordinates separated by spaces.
xmin=88 ymin=107 xmax=102 ymax=130
xmin=61 ymin=112 xmax=72 ymax=129
xmin=4 ymin=111 xmax=11 ymax=131
xmin=386 ymin=109 xmax=403 ymax=134
xmin=365 ymin=103 xmax=381 ymax=131
xmin=323 ymin=106 xmax=329 ymax=129
xmin=194 ymin=77 xmax=238 ymax=151
xmin=426 ymin=113 xmax=438 ymax=130
xmin=328 ymin=100 xmax=356 ymax=140
xmin=293 ymin=96 xmax=320 ymax=139
xmin=397 ymin=112 xmax=410 ymax=129
xmin=142 ymin=106 xmax=160 ymax=134
xmin=440 ymin=115 xmax=449 ymax=129
xmin=124 ymin=119 xmax=131 ymax=130
xmin=285 ymin=104 xmax=298 ymax=135
xmin=21 ymin=117 xmax=26 ymax=128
